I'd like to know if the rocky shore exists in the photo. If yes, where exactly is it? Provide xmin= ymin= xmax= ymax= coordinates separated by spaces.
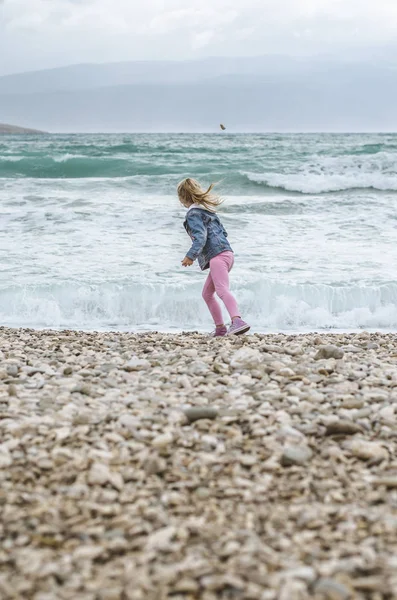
xmin=1 ymin=327 xmax=397 ymax=599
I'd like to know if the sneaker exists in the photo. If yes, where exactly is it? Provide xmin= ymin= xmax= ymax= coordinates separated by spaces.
xmin=227 ymin=317 xmax=250 ymax=336
xmin=211 ymin=325 xmax=227 ymax=337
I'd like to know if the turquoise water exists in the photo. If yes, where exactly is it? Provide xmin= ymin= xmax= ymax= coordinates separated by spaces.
xmin=1 ymin=132 xmax=397 ymax=331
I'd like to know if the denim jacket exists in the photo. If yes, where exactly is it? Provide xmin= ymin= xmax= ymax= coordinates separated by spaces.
xmin=183 ymin=206 xmax=233 ymax=270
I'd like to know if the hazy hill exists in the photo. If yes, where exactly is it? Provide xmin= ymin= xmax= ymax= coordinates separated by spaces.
xmin=0 ymin=122 xmax=46 ymax=134
xmin=0 ymin=56 xmax=321 ymax=95
xmin=0 ymin=56 xmax=396 ymax=132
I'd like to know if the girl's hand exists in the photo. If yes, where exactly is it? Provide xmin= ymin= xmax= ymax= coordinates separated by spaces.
xmin=182 ymin=256 xmax=193 ymax=267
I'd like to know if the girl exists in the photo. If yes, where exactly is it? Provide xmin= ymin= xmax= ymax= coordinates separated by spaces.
xmin=178 ymin=178 xmax=250 ymax=336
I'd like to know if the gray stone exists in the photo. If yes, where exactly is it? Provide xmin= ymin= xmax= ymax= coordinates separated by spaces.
xmin=281 ymin=445 xmax=313 ymax=466
xmin=72 ymin=383 xmax=92 ymax=396
xmin=325 ymin=420 xmax=363 ymax=435
xmin=314 ymin=345 xmax=344 ymax=360
xmin=314 ymin=578 xmax=351 ymax=599
xmin=123 ymin=357 xmax=150 ymax=371
xmin=6 ymin=363 xmax=19 ymax=377
xmin=183 ymin=407 xmax=218 ymax=423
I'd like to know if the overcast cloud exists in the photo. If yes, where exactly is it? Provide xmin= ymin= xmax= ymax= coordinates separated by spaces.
xmin=1 ymin=0 xmax=397 ymax=75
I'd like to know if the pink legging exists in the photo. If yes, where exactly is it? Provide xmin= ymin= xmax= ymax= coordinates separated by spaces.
xmin=202 ymin=251 xmax=239 ymax=325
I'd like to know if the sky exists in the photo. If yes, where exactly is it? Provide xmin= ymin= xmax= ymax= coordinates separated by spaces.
xmin=1 ymin=0 xmax=397 ymax=76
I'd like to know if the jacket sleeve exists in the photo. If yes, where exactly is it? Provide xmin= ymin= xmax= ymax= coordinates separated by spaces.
xmin=185 ymin=211 xmax=208 ymax=261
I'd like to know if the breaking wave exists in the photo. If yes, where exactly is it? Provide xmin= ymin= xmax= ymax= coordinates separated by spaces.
xmin=1 ymin=280 xmax=397 ymax=331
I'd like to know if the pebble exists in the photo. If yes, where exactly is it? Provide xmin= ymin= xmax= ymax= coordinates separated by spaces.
xmin=340 ymin=397 xmax=364 ymax=409
xmin=8 ymin=383 xmax=18 ymax=396
xmin=281 ymin=445 xmax=313 ymax=466
xmin=325 ymin=420 xmax=363 ymax=435
xmin=348 ymin=439 xmax=388 ymax=463
xmin=122 ymin=357 xmax=150 ymax=371
xmin=152 ymin=432 xmax=174 ymax=448
xmin=183 ymin=407 xmax=218 ymax=423
xmin=373 ymin=476 xmax=397 ymax=488
xmin=379 ymin=405 xmax=395 ymax=421
xmin=0 ymin=328 xmax=396 ymax=599
xmin=88 ymin=462 xmax=111 ymax=486
xmin=230 ymin=347 xmax=262 ymax=370
xmin=6 ymin=363 xmax=19 ymax=377
xmin=72 ymin=383 xmax=92 ymax=396
xmin=314 ymin=578 xmax=351 ymax=599
xmin=314 ymin=345 xmax=344 ymax=360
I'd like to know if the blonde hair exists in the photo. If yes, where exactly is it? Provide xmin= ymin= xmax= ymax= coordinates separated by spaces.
xmin=177 ymin=178 xmax=223 ymax=211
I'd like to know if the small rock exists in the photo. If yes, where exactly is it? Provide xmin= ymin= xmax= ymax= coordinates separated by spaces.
xmin=63 ymin=366 xmax=73 ymax=375
xmin=279 ymin=367 xmax=296 ymax=377
xmin=183 ymin=348 xmax=198 ymax=357
xmin=72 ymin=383 xmax=92 ymax=396
xmin=220 ymin=540 xmax=241 ymax=557
xmin=373 ymin=475 xmax=397 ymax=488
xmin=6 ymin=363 xmax=19 ymax=377
xmin=173 ymin=579 xmax=199 ymax=594
xmin=152 ymin=432 xmax=173 ymax=448
xmin=351 ymin=576 xmax=386 ymax=592
xmin=0 ymin=444 xmax=12 ymax=468
xmin=314 ymin=578 xmax=351 ymax=599
xmin=379 ymin=405 xmax=395 ymax=421
xmin=8 ymin=384 xmax=18 ymax=396
xmin=325 ymin=420 xmax=363 ymax=435
xmin=146 ymin=526 xmax=176 ymax=551
xmin=314 ymin=345 xmax=344 ymax=360
xmin=230 ymin=347 xmax=262 ymax=370
xmin=99 ymin=589 xmax=123 ymax=600
xmin=73 ymin=411 xmax=93 ymax=425
xmin=144 ymin=455 xmax=167 ymax=475
xmin=74 ymin=545 xmax=104 ymax=561
xmin=37 ymin=458 xmax=53 ymax=470
xmin=340 ymin=397 xmax=364 ymax=409
xmin=342 ymin=345 xmax=362 ymax=353
xmin=123 ymin=357 xmax=150 ymax=371
xmin=183 ymin=407 xmax=218 ymax=423
xmin=118 ymin=414 xmax=138 ymax=431
xmin=188 ymin=361 xmax=209 ymax=375
xmin=88 ymin=462 xmax=111 ymax=486
xmin=283 ymin=566 xmax=316 ymax=583
xmin=281 ymin=445 xmax=313 ymax=466
xmin=195 ymin=487 xmax=211 ymax=499
xmin=349 ymin=439 xmax=388 ymax=463
xmin=279 ymin=579 xmax=307 ymax=600
xmin=277 ymin=425 xmax=306 ymax=443
xmin=240 ymin=454 xmax=258 ymax=467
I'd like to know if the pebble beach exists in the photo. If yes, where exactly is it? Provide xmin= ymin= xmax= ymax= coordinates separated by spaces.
xmin=1 ymin=327 xmax=397 ymax=600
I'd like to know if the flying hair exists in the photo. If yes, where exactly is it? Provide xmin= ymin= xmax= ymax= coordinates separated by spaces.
xmin=177 ymin=178 xmax=223 ymax=211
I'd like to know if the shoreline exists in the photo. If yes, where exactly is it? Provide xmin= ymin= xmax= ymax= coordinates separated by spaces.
xmin=1 ymin=327 xmax=397 ymax=598
xmin=2 ymin=324 xmax=397 ymax=335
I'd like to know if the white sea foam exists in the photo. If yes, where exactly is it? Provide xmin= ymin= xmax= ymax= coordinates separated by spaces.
xmin=245 ymin=171 xmax=397 ymax=194
xmin=1 ymin=281 xmax=397 ymax=331
xmin=243 ymin=151 xmax=397 ymax=193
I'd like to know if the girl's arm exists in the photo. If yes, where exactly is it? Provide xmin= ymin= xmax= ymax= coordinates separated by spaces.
xmin=185 ymin=211 xmax=207 ymax=262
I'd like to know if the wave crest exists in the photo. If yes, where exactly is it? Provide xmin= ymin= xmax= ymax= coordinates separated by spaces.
xmin=1 ymin=280 xmax=397 ymax=331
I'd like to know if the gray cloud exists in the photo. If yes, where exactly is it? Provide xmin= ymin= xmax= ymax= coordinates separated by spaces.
xmin=1 ymin=0 xmax=397 ymax=75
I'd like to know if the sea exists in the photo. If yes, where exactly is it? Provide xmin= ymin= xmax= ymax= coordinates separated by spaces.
xmin=1 ymin=132 xmax=397 ymax=333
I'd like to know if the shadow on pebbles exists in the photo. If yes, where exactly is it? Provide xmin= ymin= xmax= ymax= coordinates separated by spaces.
xmin=0 ymin=327 xmax=397 ymax=599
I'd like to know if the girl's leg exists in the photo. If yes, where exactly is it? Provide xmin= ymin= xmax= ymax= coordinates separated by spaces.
xmin=209 ymin=252 xmax=240 ymax=320
xmin=202 ymin=271 xmax=224 ymax=325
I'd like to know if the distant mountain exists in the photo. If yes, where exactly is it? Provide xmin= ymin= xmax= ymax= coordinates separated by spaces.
xmin=0 ymin=56 xmax=311 ymax=95
xmin=0 ymin=122 xmax=46 ymax=134
xmin=1 ymin=56 xmax=396 ymax=132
